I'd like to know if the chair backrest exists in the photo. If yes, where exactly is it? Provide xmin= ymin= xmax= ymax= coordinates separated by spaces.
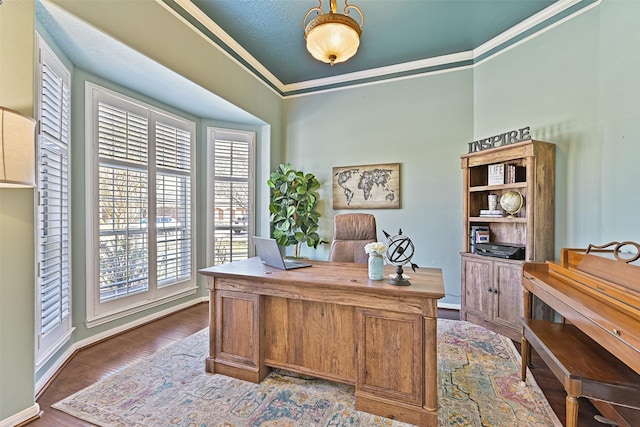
xmin=328 ymin=213 xmax=377 ymax=263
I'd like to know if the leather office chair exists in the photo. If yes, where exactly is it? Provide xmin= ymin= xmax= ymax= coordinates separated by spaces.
xmin=328 ymin=213 xmax=377 ymax=263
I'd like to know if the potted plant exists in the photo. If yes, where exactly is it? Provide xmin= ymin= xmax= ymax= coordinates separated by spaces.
xmin=267 ymin=163 xmax=325 ymax=258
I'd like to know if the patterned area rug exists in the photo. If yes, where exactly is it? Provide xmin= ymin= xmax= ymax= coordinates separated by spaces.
xmin=53 ymin=319 xmax=560 ymax=426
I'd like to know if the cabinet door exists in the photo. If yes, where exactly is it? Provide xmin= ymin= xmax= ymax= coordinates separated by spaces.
xmin=493 ymin=261 xmax=524 ymax=329
xmin=462 ymin=256 xmax=493 ymax=317
xmin=356 ymin=308 xmax=423 ymax=406
xmin=213 ymin=290 xmax=267 ymax=382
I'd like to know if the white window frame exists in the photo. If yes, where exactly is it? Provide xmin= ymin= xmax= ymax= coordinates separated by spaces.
xmin=206 ymin=127 xmax=256 ymax=266
xmin=85 ymin=82 xmax=196 ymax=327
xmin=35 ymin=35 xmax=73 ymax=366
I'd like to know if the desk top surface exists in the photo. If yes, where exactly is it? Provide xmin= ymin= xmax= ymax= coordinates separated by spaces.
xmin=200 ymin=257 xmax=445 ymax=299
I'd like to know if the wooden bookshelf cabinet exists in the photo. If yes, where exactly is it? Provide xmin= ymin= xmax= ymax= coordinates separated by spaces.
xmin=460 ymin=140 xmax=555 ymax=340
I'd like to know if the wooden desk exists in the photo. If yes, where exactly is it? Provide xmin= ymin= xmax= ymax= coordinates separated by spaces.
xmin=199 ymin=257 xmax=445 ymax=426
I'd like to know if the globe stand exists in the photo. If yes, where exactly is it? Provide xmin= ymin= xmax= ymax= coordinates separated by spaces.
xmin=389 ymin=265 xmax=411 ymax=286
xmin=384 ymin=228 xmax=417 ymax=286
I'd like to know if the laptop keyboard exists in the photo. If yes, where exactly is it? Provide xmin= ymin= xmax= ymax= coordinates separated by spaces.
xmin=284 ymin=260 xmax=310 ymax=268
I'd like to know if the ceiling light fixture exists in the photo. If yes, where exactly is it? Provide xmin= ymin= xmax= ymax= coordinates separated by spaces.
xmin=303 ymin=0 xmax=364 ymax=66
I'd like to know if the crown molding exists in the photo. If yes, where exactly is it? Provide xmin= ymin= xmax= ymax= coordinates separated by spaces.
xmin=281 ymin=51 xmax=474 ymax=94
xmin=175 ymin=0 xmax=599 ymax=97
xmin=473 ymin=0 xmax=584 ymax=59
xmin=160 ymin=0 xmax=283 ymax=97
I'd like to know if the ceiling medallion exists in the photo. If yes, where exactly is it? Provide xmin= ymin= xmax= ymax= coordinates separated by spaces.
xmin=303 ymin=0 xmax=364 ymax=66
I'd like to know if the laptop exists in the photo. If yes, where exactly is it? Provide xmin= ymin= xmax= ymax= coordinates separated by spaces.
xmin=253 ymin=236 xmax=312 ymax=270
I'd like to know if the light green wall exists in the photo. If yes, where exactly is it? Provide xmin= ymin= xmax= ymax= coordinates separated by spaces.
xmin=283 ymin=0 xmax=640 ymax=304
xmin=474 ymin=0 xmax=640 ymax=249
xmin=284 ymin=70 xmax=474 ymax=305
xmin=4 ymin=0 xmax=640 ymax=422
xmin=0 ymin=0 xmax=37 ymax=422
xmin=597 ymin=0 xmax=640 ymax=242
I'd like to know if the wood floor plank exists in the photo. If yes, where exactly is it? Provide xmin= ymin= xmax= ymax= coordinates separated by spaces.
xmin=27 ymin=305 xmax=607 ymax=426
xmin=28 ymin=303 xmax=209 ymax=427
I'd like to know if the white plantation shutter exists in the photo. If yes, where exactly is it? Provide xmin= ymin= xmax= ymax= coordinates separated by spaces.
xmin=156 ymin=173 xmax=191 ymax=285
xmin=97 ymin=165 xmax=149 ymax=300
xmin=156 ymin=121 xmax=192 ymax=286
xmin=98 ymin=103 xmax=148 ymax=164
xmin=87 ymin=83 xmax=195 ymax=321
xmin=156 ymin=122 xmax=191 ymax=170
xmin=208 ymin=129 xmax=254 ymax=266
xmin=37 ymin=36 xmax=72 ymax=362
xmin=97 ymin=102 xmax=150 ymax=302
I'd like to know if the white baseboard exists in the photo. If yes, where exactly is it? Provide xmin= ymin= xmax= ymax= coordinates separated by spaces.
xmin=437 ymin=301 xmax=461 ymax=310
xmin=0 ymin=403 xmax=40 ymax=427
xmin=35 ymin=296 xmax=209 ymax=394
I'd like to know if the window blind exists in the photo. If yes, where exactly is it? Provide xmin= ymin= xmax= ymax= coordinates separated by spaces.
xmin=98 ymin=166 xmax=149 ymax=301
xmin=91 ymin=88 xmax=194 ymax=310
xmin=156 ymin=119 xmax=192 ymax=286
xmin=97 ymin=102 xmax=150 ymax=302
xmin=98 ymin=102 xmax=148 ymax=164
xmin=211 ymin=134 xmax=252 ymax=265
xmin=38 ymin=51 xmax=71 ymax=337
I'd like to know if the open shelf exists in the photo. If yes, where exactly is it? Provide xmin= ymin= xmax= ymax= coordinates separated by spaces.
xmin=469 ymin=182 xmax=527 ymax=192
xmin=468 ymin=216 xmax=527 ymax=223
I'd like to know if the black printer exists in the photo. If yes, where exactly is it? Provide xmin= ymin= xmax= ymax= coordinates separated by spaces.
xmin=475 ymin=242 xmax=525 ymax=260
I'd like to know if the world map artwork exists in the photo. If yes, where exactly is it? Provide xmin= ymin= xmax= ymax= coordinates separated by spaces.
xmin=332 ymin=163 xmax=400 ymax=209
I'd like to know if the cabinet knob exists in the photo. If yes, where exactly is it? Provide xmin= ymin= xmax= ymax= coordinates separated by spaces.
xmin=493 ymin=289 xmax=498 ymax=294
xmin=613 ymin=329 xmax=621 ymax=336
xmin=487 ymin=287 xmax=493 ymax=292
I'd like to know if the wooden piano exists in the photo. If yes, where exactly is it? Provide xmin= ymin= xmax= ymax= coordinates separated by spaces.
xmin=520 ymin=241 xmax=640 ymax=427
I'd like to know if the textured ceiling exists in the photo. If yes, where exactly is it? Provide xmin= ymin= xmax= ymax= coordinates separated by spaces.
xmin=188 ymin=0 xmax=558 ymax=85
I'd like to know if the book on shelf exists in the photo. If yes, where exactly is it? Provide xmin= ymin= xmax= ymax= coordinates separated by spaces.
xmin=504 ymin=164 xmax=526 ymax=184
xmin=479 ymin=209 xmax=504 ymax=217
xmin=470 ymin=226 xmax=490 ymax=253
xmin=488 ymin=164 xmax=505 ymax=186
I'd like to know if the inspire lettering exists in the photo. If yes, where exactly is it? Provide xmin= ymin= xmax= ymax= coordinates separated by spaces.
xmin=467 ymin=127 xmax=531 ymax=153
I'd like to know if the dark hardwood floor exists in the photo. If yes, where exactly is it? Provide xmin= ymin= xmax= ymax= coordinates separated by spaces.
xmin=28 ymin=304 xmax=604 ymax=426
xmin=28 ymin=303 xmax=210 ymax=427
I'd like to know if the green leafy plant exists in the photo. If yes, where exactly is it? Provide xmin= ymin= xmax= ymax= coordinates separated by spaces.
xmin=267 ymin=163 xmax=325 ymax=258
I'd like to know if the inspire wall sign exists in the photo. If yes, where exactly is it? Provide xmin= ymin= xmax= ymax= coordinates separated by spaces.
xmin=467 ymin=127 xmax=531 ymax=153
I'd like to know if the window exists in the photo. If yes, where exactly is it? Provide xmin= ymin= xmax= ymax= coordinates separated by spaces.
xmin=35 ymin=36 xmax=73 ymax=364
xmin=207 ymin=128 xmax=255 ymax=266
xmin=86 ymin=83 xmax=195 ymax=325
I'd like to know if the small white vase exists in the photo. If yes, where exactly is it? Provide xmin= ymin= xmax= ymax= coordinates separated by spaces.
xmin=368 ymin=254 xmax=384 ymax=281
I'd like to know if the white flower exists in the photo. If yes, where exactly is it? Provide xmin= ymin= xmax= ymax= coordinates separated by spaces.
xmin=365 ymin=242 xmax=387 ymax=256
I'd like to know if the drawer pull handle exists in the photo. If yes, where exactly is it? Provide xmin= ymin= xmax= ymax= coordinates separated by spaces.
xmin=612 ymin=329 xmax=621 ymax=336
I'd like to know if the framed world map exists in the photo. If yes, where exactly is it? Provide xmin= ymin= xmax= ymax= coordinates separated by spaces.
xmin=332 ymin=163 xmax=401 ymax=209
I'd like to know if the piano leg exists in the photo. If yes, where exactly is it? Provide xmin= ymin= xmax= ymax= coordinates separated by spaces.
xmin=521 ymin=288 xmax=534 ymax=382
xmin=566 ymin=395 xmax=579 ymax=427
xmin=521 ymin=335 xmax=530 ymax=384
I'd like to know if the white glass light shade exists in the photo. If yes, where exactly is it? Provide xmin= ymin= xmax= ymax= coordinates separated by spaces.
xmin=0 ymin=107 xmax=36 ymax=188
xmin=306 ymin=20 xmax=360 ymax=65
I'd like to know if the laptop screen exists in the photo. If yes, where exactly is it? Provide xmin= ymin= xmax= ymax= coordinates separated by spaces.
xmin=253 ymin=237 xmax=311 ymax=270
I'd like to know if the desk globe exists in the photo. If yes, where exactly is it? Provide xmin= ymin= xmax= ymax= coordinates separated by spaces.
xmin=384 ymin=229 xmax=419 ymax=286
xmin=500 ymin=190 xmax=524 ymax=217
